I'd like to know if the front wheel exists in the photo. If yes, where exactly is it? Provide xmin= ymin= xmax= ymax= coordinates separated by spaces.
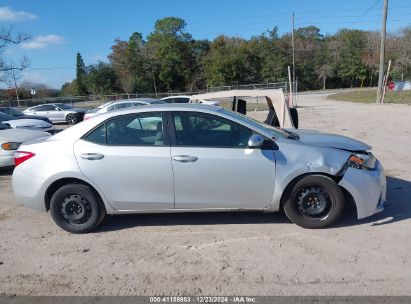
xmin=66 ymin=113 xmax=78 ymax=125
xmin=283 ymin=175 xmax=344 ymax=229
xmin=50 ymin=183 xmax=106 ymax=233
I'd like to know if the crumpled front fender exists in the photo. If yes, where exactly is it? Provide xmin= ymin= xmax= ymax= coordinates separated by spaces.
xmin=338 ymin=160 xmax=387 ymax=219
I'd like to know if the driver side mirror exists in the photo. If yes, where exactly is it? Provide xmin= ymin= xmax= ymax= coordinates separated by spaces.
xmin=248 ymin=134 xmax=265 ymax=148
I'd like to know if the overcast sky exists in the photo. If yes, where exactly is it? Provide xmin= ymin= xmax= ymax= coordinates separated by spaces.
xmin=1 ymin=0 xmax=410 ymax=89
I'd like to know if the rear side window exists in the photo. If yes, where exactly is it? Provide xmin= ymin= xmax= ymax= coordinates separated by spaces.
xmin=83 ymin=113 xmax=165 ymax=146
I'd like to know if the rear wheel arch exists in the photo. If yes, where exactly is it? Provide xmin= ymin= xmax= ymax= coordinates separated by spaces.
xmin=45 ymin=178 xmax=105 ymax=212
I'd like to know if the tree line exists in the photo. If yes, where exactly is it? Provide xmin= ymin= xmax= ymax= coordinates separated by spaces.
xmin=3 ymin=17 xmax=411 ymax=98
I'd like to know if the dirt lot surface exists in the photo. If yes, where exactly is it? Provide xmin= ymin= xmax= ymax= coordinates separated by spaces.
xmin=1 ymin=93 xmax=410 ymax=296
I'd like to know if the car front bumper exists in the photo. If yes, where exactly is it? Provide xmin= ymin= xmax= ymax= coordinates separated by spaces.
xmin=338 ymin=160 xmax=387 ymax=219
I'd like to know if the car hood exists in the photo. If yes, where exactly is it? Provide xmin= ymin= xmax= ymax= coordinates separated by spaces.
xmin=0 ymin=128 xmax=50 ymax=142
xmin=5 ymin=119 xmax=52 ymax=128
xmin=290 ymin=129 xmax=371 ymax=152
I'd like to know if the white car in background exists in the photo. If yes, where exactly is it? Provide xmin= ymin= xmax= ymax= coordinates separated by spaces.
xmin=84 ymin=98 xmax=165 ymax=120
xmin=23 ymin=103 xmax=87 ymax=125
xmin=161 ymin=95 xmax=218 ymax=105
xmin=0 ymin=112 xmax=54 ymax=134
xmin=0 ymin=121 xmax=50 ymax=168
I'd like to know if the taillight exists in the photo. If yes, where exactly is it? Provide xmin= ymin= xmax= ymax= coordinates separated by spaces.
xmin=14 ymin=151 xmax=36 ymax=167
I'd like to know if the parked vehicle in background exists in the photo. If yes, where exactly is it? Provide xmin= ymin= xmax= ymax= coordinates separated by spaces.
xmin=161 ymin=95 xmax=190 ymax=103
xmin=0 ymin=121 xmax=50 ymax=168
xmin=12 ymin=104 xmax=386 ymax=233
xmin=84 ymin=98 xmax=165 ymax=120
xmin=161 ymin=95 xmax=218 ymax=105
xmin=0 ymin=107 xmax=53 ymax=124
xmin=23 ymin=103 xmax=87 ymax=125
xmin=0 ymin=112 xmax=54 ymax=133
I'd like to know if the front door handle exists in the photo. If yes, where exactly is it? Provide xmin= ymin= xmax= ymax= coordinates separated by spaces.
xmin=81 ymin=153 xmax=105 ymax=160
xmin=172 ymin=155 xmax=198 ymax=163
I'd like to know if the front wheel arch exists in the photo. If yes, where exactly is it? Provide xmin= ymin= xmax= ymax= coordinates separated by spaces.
xmin=280 ymin=173 xmax=345 ymax=228
xmin=280 ymin=172 xmax=341 ymax=210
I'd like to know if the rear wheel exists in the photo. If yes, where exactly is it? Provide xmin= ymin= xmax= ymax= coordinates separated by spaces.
xmin=283 ymin=175 xmax=344 ymax=228
xmin=66 ymin=113 xmax=78 ymax=125
xmin=50 ymin=183 xmax=106 ymax=233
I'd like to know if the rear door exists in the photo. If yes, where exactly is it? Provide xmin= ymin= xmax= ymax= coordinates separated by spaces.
xmin=74 ymin=112 xmax=174 ymax=210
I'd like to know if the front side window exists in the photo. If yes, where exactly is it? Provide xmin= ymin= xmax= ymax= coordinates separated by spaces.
xmin=172 ymin=112 xmax=252 ymax=147
xmin=55 ymin=103 xmax=72 ymax=110
xmin=84 ymin=113 xmax=165 ymax=146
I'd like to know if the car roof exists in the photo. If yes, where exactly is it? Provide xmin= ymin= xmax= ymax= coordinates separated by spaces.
xmin=107 ymin=98 xmax=162 ymax=106
xmin=161 ymin=95 xmax=190 ymax=100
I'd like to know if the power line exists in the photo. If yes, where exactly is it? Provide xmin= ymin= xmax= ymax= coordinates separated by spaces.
xmin=347 ymin=0 xmax=383 ymax=27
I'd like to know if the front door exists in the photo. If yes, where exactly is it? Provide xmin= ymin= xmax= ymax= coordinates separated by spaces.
xmin=169 ymin=111 xmax=276 ymax=209
xmin=74 ymin=112 xmax=174 ymax=210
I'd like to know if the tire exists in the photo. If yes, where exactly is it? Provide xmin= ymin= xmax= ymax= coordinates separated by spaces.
xmin=289 ymin=107 xmax=299 ymax=129
xmin=66 ymin=113 xmax=78 ymax=125
xmin=283 ymin=175 xmax=344 ymax=229
xmin=49 ymin=183 xmax=106 ymax=233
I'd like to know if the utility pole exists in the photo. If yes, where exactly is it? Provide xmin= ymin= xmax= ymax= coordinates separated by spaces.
xmin=376 ymin=0 xmax=388 ymax=103
xmin=291 ymin=12 xmax=296 ymax=88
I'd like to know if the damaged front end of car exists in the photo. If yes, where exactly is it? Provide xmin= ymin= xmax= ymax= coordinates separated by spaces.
xmin=336 ymin=151 xmax=387 ymax=219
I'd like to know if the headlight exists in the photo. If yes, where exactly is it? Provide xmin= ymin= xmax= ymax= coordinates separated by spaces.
xmin=347 ymin=153 xmax=376 ymax=170
xmin=1 ymin=142 xmax=21 ymax=151
xmin=338 ymin=152 xmax=376 ymax=176
xmin=347 ymin=155 xmax=365 ymax=169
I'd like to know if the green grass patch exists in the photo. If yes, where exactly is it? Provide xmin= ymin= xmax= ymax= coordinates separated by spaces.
xmin=327 ymin=89 xmax=411 ymax=104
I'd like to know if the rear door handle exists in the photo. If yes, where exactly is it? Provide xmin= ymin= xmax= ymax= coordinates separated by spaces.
xmin=172 ymin=155 xmax=198 ymax=163
xmin=81 ymin=153 xmax=105 ymax=160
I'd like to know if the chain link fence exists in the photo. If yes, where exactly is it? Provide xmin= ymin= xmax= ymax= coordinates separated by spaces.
xmin=0 ymin=81 xmax=298 ymax=109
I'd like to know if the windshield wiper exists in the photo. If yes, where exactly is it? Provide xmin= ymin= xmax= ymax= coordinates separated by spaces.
xmin=283 ymin=129 xmax=300 ymax=140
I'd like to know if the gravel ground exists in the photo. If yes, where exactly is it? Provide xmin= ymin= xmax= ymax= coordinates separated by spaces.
xmin=0 ymin=93 xmax=410 ymax=296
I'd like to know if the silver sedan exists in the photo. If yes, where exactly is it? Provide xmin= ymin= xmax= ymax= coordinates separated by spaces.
xmin=23 ymin=103 xmax=87 ymax=124
xmin=12 ymin=104 xmax=386 ymax=233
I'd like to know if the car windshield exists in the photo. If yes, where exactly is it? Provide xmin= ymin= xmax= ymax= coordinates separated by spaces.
xmin=55 ymin=103 xmax=73 ymax=110
xmin=0 ymin=121 xmax=11 ymax=130
xmin=220 ymin=108 xmax=290 ymax=139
